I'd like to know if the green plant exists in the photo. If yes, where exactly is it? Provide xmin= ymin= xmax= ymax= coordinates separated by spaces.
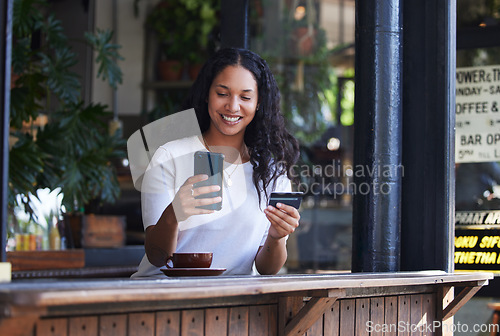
xmin=145 ymin=0 xmax=219 ymax=62
xmin=143 ymin=91 xmax=187 ymax=122
xmin=9 ymin=0 xmax=125 ymax=214
xmin=254 ymin=1 xmax=334 ymax=145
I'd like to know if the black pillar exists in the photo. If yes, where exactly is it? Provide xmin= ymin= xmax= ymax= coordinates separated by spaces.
xmin=352 ymin=0 xmax=403 ymax=272
xmin=220 ymin=0 xmax=249 ymax=49
xmin=400 ymin=0 xmax=456 ymax=272
xmin=1 ymin=0 xmax=13 ymax=262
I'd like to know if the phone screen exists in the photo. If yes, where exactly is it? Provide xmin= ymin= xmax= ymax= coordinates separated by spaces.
xmin=193 ymin=151 xmax=224 ymax=210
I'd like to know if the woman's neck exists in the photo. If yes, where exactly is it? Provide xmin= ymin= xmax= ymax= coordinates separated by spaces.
xmin=203 ymin=128 xmax=244 ymax=147
xmin=202 ymin=130 xmax=249 ymax=163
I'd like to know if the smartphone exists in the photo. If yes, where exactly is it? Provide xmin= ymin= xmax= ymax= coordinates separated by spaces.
xmin=269 ymin=192 xmax=304 ymax=209
xmin=193 ymin=151 xmax=224 ymax=210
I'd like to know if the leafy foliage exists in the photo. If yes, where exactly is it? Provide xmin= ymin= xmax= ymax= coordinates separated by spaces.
xmin=145 ymin=0 xmax=219 ymax=63
xmin=9 ymin=0 xmax=125 ymax=214
xmin=35 ymin=103 xmax=125 ymax=211
xmin=8 ymin=133 xmax=46 ymax=206
xmin=85 ymin=29 xmax=124 ymax=89
xmin=254 ymin=3 xmax=334 ymax=145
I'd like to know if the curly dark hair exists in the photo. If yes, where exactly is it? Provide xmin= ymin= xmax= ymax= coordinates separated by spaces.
xmin=182 ymin=48 xmax=300 ymax=202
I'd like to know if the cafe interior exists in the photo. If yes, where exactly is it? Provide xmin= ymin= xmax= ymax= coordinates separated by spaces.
xmin=1 ymin=0 xmax=500 ymax=335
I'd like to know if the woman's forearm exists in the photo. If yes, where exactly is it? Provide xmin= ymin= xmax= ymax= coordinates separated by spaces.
xmin=144 ymin=203 xmax=179 ymax=267
xmin=255 ymin=235 xmax=288 ymax=275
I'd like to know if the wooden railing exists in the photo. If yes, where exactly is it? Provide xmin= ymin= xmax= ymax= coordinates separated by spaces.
xmin=0 ymin=271 xmax=493 ymax=336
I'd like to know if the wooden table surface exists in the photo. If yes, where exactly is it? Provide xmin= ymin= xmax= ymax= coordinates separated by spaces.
xmin=0 ymin=271 xmax=492 ymax=307
xmin=0 ymin=271 xmax=494 ymax=336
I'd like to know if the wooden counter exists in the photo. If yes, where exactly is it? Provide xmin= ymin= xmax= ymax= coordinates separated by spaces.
xmin=0 ymin=271 xmax=493 ymax=336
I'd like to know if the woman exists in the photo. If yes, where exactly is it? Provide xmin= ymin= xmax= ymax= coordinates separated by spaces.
xmin=132 ymin=48 xmax=300 ymax=278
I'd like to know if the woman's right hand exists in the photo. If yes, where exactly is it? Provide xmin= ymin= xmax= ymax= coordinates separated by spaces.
xmin=171 ymin=174 xmax=222 ymax=222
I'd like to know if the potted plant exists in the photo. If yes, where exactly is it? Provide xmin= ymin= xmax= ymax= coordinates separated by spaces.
xmin=253 ymin=0 xmax=332 ymax=145
xmin=9 ymin=0 xmax=125 ymax=232
xmin=286 ymin=0 xmax=320 ymax=57
xmin=145 ymin=0 xmax=219 ymax=81
xmin=185 ymin=0 xmax=219 ymax=79
xmin=146 ymin=1 xmax=186 ymax=80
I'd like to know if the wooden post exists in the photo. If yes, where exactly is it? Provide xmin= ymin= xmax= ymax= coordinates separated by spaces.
xmin=400 ymin=0 xmax=456 ymax=273
xmin=352 ymin=0 xmax=403 ymax=273
xmin=0 ymin=0 xmax=13 ymax=265
xmin=220 ymin=0 xmax=249 ymax=49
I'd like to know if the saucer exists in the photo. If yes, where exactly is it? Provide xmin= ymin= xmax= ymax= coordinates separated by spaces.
xmin=161 ymin=268 xmax=226 ymax=277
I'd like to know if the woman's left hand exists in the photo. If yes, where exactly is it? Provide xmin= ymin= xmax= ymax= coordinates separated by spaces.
xmin=264 ymin=203 xmax=300 ymax=240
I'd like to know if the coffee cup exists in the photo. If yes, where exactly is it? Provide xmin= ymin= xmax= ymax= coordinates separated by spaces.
xmin=165 ymin=252 xmax=213 ymax=269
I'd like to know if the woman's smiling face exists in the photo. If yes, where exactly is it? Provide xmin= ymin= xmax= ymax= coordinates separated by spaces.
xmin=207 ymin=65 xmax=259 ymax=138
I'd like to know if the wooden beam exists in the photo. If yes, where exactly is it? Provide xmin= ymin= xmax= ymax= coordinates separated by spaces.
xmin=282 ymin=296 xmax=338 ymax=336
xmin=278 ymin=296 xmax=303 ymax=336
xmin=442 ymin=281 xmax=488 ymax=320
xmin=1 ymin=0 xmax=13 ymax=263
xmin=0 ymin=315 xmax=37 ymax=336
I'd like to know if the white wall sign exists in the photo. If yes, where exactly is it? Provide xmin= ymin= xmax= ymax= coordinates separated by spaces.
xmin=456 ymin=65 xmax=500 ymax=163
